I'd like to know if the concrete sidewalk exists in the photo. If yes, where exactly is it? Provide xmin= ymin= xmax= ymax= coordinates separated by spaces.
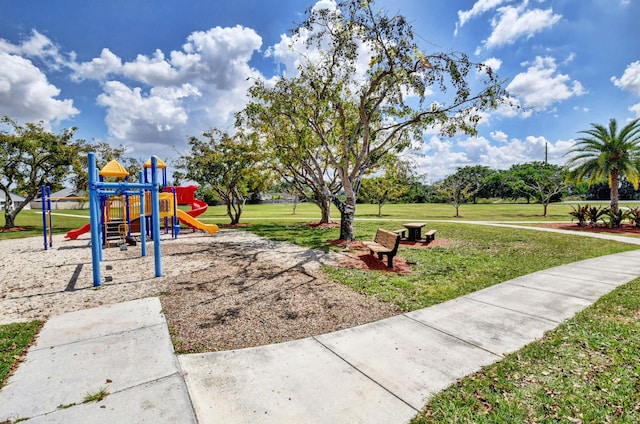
xmin=2 ymin=250 xmax=640 ymax=423
xmin=0 ymin=298 xmax=196 ymax=423
xmin=178 ymin=249 xmax=640 ymax=423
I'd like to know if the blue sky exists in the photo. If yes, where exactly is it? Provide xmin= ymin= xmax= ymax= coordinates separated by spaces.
xmin=1 ymin=0 xmax=639 ymax=182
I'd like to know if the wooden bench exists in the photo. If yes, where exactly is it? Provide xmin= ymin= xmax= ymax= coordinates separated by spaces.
xmin=363 ymin=228 xmax=401 ymax=268
xmin=424 ymin=229 xmax=437 ymax=242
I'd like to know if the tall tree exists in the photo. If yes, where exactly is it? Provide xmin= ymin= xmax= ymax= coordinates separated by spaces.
xmin=437 ymin=170 xmax=482 ymax=217
xmin=451 ymin=165 xmax=493 ymax=203
xmin=0 ymin=116 xmax=81 ymax=228
xmin=482 ymin=170 xmax=516 ymax=201
xmin=175 ymin=129 xmax=268 ymax=225
xmin=508 ymin=162 xmax=567 ymax=216
xmin=566 ymin=118 xmax=640 ymax=214
xmin=359 ymin=156 xmax=416 ymax=216
xmin=240 ymin=88 xmax=340 ymax=224
xmin=244 ymin=0 xmax=507 ymax=240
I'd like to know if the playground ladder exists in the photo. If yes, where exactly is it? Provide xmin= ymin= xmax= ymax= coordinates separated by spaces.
xmin=105 ymin=219 xmax=125 ymax=248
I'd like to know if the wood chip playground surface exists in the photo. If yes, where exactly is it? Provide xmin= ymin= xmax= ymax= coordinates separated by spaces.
xmin=0 ymin=230 xmax=399 ymax=352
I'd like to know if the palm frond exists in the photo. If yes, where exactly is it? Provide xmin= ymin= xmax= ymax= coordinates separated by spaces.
xmin=565 ymin=118 xmax=640 ymax=190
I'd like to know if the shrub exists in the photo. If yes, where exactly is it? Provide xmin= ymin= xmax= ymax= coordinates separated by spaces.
xmin=628 ymin=207 xmax=640 ymax=227
xmin=585 ymin=205 xmax=607 ymax=227
xmin=602 ymin=208 xmax=630 ymax=228
xmin=569 ymin=204 xmax=588 ymax=226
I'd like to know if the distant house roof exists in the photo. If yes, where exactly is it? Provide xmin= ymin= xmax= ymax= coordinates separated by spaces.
xmin=33 ymin=188 xmax=87 ymax=201
xmin=50 ymin=188 xmax=87 ymax=199
xmin=0 ymin=192 xmax=26 ymax=202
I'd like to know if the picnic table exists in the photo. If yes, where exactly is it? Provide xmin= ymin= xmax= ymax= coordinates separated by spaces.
xmin=403 ymin=222 xmax=425 ymax=242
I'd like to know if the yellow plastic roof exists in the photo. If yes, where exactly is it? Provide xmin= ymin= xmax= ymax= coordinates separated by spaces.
xmin=143 ymin=156 xmax=167 ymax=169
xmin=99 ymin=160 xmax=130 ymax=178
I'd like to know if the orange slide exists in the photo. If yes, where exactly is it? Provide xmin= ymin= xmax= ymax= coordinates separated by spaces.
xmin=65 ymin=222 xmax=91 ymax=240
xmin=176 ymin=209 xmax=219 ymax=235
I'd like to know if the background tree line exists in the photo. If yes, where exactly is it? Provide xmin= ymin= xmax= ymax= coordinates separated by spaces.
xmin=2 ymin=112 xmax=639 ymax=228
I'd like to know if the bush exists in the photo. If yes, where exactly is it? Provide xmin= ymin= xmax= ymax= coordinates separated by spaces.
xmin=603 ymin=208 xmax=630 ymax=228
xmin=569 ymin=204 xmax=588 ymax=226
xmin=628 ymin=207 xmax=640 ymax=227
xmin=568 ymin=205 xmax=640 ymax=228
xmin=585 ymin=205 xmax=607 ymax=227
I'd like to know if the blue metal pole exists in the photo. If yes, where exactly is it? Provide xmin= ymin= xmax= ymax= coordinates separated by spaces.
xmin=150 ymin=156 xmax=162 ymax=277
xmin=88 ymin=152 xmax=102 ymax=287
xmin=125 ymin=180 xmax=131 ymax=238
xmin=46 ymin=186 xmax=53 ymax=248
xmin=41 ymin=185 xmax=47 ymax=250
xmin=172 ymin=186 xmax=178 ymax=239
xmin=139 ymin=170 xmax=147 ymax=257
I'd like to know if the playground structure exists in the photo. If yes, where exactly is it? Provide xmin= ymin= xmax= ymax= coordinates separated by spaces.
xmin=41 ymin=153 xmax=218 ymax=286
xmin=57 ymin=159 xmax=217 ymax=245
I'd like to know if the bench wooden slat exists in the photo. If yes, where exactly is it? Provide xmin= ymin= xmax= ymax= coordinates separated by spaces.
xmin=364 ymin=228 xmax=400 ymax=268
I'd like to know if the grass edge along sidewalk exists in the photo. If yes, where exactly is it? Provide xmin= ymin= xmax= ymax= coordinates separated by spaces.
xmin=411 ymin=277 xmax=640 ymax=423
xmin=0 ymin=321 xmax=43 ymax=389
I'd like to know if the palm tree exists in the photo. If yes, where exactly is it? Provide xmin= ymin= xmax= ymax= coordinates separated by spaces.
xmin=565 ymin=118 xmax=640 ymax=214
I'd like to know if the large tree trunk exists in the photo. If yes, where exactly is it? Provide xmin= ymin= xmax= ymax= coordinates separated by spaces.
xmin=318 ymin=195 xmax=333 ymax=224
xmin=339 ymin=172 xmax=362 ymax=241
xmin=225 ymin=197 xmax=241 ymax=225
xmin=3 ymin=191 xmax=17 ymax=228
xmin=610 ymin=168 xmax=619 ymax=214
xmin=4 ymin=209 xmax=16 ymax=228
xmin=1 ymin=188 xmax=15 ymax=228
xmin=335 ymin=181 xmax=357 ymax=241
xmin=306 ymin=186 xmax=334 ymax=224
xmin=338 ymin=202 xmax=356 ymax=241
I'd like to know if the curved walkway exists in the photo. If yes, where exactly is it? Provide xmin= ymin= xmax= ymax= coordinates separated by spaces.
xmin=2 ymin=227 xmax=640 ymax=423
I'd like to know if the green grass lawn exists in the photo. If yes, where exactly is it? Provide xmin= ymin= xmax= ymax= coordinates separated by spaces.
xmin=203 ymin=201 xmax=581 ymax=222
xmin=247 ymin=220 xmax=636 ymax=311
xmin=1 ymin=202 xmax=639 ymax=420
xmin=2 ymin=199 xmax=632 ymax=240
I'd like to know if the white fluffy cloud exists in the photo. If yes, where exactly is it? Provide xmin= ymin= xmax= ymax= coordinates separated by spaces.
xmin=483 ymin=4 xmax=561 ymax=50
xmin=96 ymin=81 xmax=199 ymax=141
xmin=70 ymin=48 xmax=123 ymax=81
xmin=456 ymin=0 xmax=512 ymax=31
xmin=457 ymin=1 xmax=561 ymax=52
xmin=17 ymin=30 xmax=66 ymax=70
xmin=482 ymin=57 xmax=502 ymax=72
xmin=612 ymin=61 xmax=640 ymax=96
xmin=507 ymin=56 xmax=585 ymax=112
xmin=0 ymin=32 xmax=78 ymax=125
xmin=69 ymin=25 xmax=264 ymax=155
xmin=490 ymin=130 xmax=508 ymax=142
